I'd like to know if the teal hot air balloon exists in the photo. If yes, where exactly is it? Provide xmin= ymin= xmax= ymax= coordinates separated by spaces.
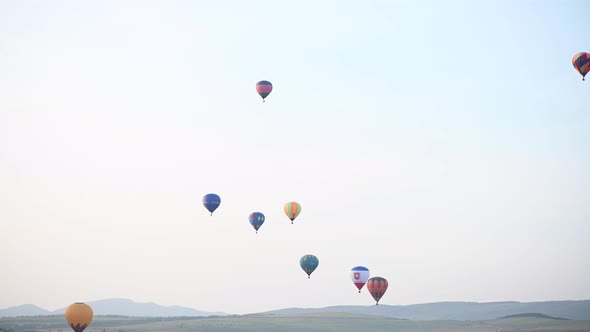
xmin=300 ymin=254 xmax=319 ymax=279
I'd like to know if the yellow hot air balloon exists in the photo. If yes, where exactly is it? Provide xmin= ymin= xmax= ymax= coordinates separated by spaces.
xmin=64 ymin=302 xmax=93 ymax=332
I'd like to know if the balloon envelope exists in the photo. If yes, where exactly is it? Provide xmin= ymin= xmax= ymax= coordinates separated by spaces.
xmin=64 ymin=302 xmax=93 ymax=332
xmin=572 ymin=52 xmax=590 ymax=80
xmin=256 ymin=80 xmax=273 ymax=101
xmin=367 ymin=277 xmax=388 ymax=304
xmin=249 ymin=212 xmax=265 ymax=233
xmin=350 ymin=266 xmax=370 ymax=293
xmin=300 ymin=254 xmax=319 ymax=278
xmin=202 ymin=193 xmax=221 ymax=215
xmin=283 ymin=202 xmax=302 ymax=224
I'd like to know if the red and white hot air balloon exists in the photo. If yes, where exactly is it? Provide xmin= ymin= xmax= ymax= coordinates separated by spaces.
xmin=350 ymin=266 xmax=370 ymax=293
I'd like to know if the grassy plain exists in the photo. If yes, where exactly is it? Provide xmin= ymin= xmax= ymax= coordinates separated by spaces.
xmin=2 ymin=313 xmax=590 ymax=332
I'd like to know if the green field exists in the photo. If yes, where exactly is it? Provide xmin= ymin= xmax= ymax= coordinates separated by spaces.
xmin=2 ymin=313 xmax=590 ymax=332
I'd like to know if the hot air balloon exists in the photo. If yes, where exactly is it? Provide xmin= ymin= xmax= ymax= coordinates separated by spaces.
xmin=202 ymin=193 xmax=221 ymax=216
xmin=283 ymin=202 xmax=301 ymax=224
xmin=350 ymin=266 xmax=370 ymax=293
xmin=300 ymin=254 xmax=319 ymax=278
xmin=249 ymin=212 xmax=265 ymax=233
xmin=366 ymin=277 xmax=388 ymax=305
xmin=572 ymin=52 xmax=590 ymax=81
xmin=64 ymin=302 xmax=93 ymax=332
xmin=256 ymin=80 xmax=273 ymax=102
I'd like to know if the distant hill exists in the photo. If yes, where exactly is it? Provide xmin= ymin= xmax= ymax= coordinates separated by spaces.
xmin=0 ymin=299 xmax=225 ymax=318
xmin=498 ymin=313 xmax=569 ymax=320
xmin=52 ymin=299 xmax=226 ymax=317
xmin=0 ymin=304 xmax=52 ymax=317
xmin=259 ymin=300 xmax=590 ymax=321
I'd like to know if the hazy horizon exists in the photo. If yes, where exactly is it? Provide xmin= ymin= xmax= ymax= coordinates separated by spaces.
xmin=4 ymin=297 xmax=590 ymax=312
xmin=1 ymin=0 xmax=588 ymax=315
xmin=3 ymin=297 xmax=590 ymax=318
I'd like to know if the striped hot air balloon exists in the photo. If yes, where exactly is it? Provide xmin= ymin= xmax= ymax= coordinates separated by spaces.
xmin=572 ymin=52 xmax=590 ymax=81
xmin=256 ymin=80 xmax=273 ymax=102
xmin=366 ymin=277 xmax=388 ymax=305
xmin=283 ymin=201 xmax=301 ymax=224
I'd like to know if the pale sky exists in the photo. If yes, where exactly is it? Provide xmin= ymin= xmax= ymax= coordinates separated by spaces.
xmin=0 ymin=0 xmax=589 ymax=315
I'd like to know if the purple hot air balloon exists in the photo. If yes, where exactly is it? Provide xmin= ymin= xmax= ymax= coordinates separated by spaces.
xmin=256 ymin=80 xmax=273 ymax=102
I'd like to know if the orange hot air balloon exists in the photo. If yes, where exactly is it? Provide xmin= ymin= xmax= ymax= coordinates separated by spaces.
xmin=64 ymin=302 xmax=94 ymax=332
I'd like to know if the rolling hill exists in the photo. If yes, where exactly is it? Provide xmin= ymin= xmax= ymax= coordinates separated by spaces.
xmin=259 ymin=300 xmax=590 ymax=320
xmin=2 ymin=299 xmax=589 ymax=321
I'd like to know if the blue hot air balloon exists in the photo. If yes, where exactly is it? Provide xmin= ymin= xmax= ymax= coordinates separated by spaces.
xmin=202 ymin=193 xmax=221 ymax=216
xmin=300 ymin=254 xmax=319 ymax=279
xmin=249 ymin=212 xmax=265 ymax=234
